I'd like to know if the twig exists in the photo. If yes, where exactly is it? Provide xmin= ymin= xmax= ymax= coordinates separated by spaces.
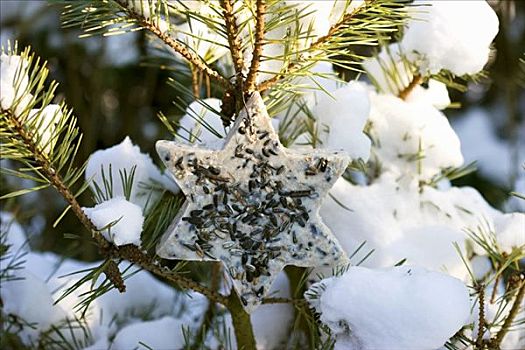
xmin=114 ymin=0 xmax=232 ymax=90
xmin=228 ymin=292 xmax=257 ymax=350
xmin=261 ymin=297 xmax=309 ymax=307
xmin=117 ymin=245 xmax=229 ymax=305
xmin=491 ymin=276 xmax=525 ymax=347
xmin=205 ymin=74 xmax=211 ymax=98
xmin=220 ymin=0 xmax=245 ymax=87
xmin=490 ymin=265 xmax=502 ymax=304
xmin=256 ymin=2 xmax=367 ymax=92
xmin=190 ymin=64 xmax=200 ymax=99
xmin=398 ymin=74 xmax=423 ymax=100
xmin=475 ymin=285 xmax=486 ymax=349
xmin=245 ymin=0 xmax=266 ymax=92
xmin=4 ymin=108 xmax=124 ymax=291
xmin=4 ymin=109 xmax=107 ymax=250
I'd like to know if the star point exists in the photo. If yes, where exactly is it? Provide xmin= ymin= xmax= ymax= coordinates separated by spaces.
xmin=157 ymin=92 xmax=350 ymax=312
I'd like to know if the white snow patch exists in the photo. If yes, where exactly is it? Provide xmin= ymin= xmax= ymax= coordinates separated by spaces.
xmin=420 ymin=184 xmax=500 ymax=232
xmin=0 ymin=53 xmax=33 ymax=115
xmin=86 ymin=136 xmax=178 ymax=210
xmin=368 ymin=92 xmax=463 ymax=180
xmin=401 ymin=0 xmax=499 ymax=76
xmin=251 ymin=272 xmax=294 ymax=350
xmin=470 ymin=255 xmax=492 ymax=281
xmin=83 ymin=197 xmax=144 ymax=246
xmin=321 ymin=174 xmax=501 ymax=280
xmin=310 ymin=81 xmax=371 ymax=161
xmin=0 ymin=269 xmax=66 ymax=345
xmin=110 ymin=316 xmax=186 ymax=350
xmin=308 ymin=266 xmax=471 ymax=350
xmin=177 ymin=98 xmax=226 ymax=149
xmin=493 ymin=213 xmax=525 ymax=254
xmin=26 ymin=104 xmax=62 ymax=155
xmin=406 ymin=79 xmax=451 ymax=110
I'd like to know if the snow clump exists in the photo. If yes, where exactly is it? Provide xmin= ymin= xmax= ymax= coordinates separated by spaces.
xmin=83 ymin=197 xmax=144 ymax=246
xmin=85 ymin=136 xmax=178 ymax=211
xmin=310 ymin=81 xmax=371 ymax=161
xmin=307 ymin=266 xmax=471 ymax=350
xmin=26 ymin=104 xmax=63 ymax=155
xmin=401 ymin=0 xmax=499 ymax=76
xmin=0 ymin=53 xmax=32 ymax=115
xmin=367 ymin=91 xmax=463 ymax=181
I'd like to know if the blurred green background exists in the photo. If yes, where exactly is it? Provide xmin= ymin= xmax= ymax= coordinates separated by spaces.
xmin=1 ymin=0 xmax=523 ymax=261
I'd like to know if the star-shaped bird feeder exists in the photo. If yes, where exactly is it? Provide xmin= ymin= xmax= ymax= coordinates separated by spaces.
xmin=156 ymin=93 xmax=349 ymax=312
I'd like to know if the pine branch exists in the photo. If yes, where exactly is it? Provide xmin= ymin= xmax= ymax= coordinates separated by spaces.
xmin=245 ymin=0 xmax=266 ymax=92
xmin=2 ymin=107 xmax=134 ymax=295
xmin=475 ymin=285 xmax=486 ymax=349
xmin=1 ymin=107 xmax=109 ymax=250
xmin=59 ymin=0 xmax=232 ymax=89
xmin=257 ymin=0 xmax=407 ymax=92
xmin=112 ymin=0 xmax=232 ymax=89
xmin=255 ymin=3 xmax=362 ymax=93
xmin=398 ymin=74 xmax=423 ymax=100
xmin=256 ymin=2 xmax=365 ymax=92
xmin=220 ymin=0 xmax=245 ymax=86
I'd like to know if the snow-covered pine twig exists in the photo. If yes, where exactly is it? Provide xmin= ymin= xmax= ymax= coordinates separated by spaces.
xmin=0 ymin=45 xmax=103 ymax=246
xmin=365 ymin=0 xmax=499 ymax=101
